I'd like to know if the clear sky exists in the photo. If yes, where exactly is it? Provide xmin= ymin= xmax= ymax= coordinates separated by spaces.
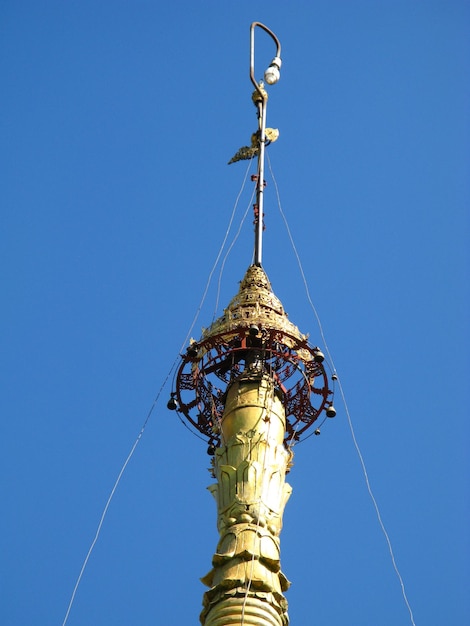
xmin=1 ymin=2 xmax=469 ymax=625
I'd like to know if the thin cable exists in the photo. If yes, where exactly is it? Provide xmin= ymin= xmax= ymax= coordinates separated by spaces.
xmin=337 ymin=378 xmax=417 ymax=626
xmin=61 ymin=362 xmax=177 ymax=626
xmin=212 ymin=184 xmax=256 ymax=321
xmin=182 ymin=158 xmax=254 ymax=351
xmin=267 ymin=154 xmax=417 ymax=626
xmin=62 ymin=163 xmax=260 ymax=624
xmin=267 ymin=154 xmax=331 ymax=362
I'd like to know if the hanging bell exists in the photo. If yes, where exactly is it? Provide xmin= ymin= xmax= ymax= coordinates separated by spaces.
xmin=249 ymin=324 xmax=260 ymax=336
xmin=167 ymin=396 xmax=178 ymax=411
xmin=187 ymin=344 xmax=198 ymax=358
xmin=313 ymin=349 xmax=325 ymax=363
xmin=314 ymin=428 xmax=321 ymax=436
xmin=326 ymin=405 xmax=336 ymax=418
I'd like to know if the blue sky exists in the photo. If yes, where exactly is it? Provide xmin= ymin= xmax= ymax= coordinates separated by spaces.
xmin=1 ymin=2 xmax=469 ymax=625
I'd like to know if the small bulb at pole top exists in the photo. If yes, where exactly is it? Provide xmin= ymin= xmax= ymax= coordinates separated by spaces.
xmin=264 ymin=56 xmax=282 ymax=85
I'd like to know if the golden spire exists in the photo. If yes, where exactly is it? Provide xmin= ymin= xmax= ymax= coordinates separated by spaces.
xmin=200 ymin=367 xmax=292 ymax=625
xmin=171 ymin=265 xmax=334 ymax=624
xmin=168 ymin=23 xmax=336 ymax=625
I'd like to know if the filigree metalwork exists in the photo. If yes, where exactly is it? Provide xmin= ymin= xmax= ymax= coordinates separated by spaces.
xmin=173 ymin=266 xmax=334 ymax=449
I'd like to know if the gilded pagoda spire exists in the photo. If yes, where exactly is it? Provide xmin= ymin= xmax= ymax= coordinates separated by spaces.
xmin=168 ymin=23 xmax=336 ymax=625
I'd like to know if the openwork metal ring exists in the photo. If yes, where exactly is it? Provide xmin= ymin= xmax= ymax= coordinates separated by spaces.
xmin=173 ymin=325 xmax=333 ymax=448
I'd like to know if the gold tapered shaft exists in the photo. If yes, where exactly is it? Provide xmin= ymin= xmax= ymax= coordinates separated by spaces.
xmin=201 ymin=373 xmax=292 ymax=626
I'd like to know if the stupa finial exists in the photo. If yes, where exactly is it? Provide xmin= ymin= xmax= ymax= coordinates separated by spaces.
xmin=228 ymin=22 xmax=282 ymax=267
xmin=167 ymin=25 xmax=337 ymax=626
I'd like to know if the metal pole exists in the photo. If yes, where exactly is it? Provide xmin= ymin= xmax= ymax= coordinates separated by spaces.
xmin=255 ymin=98 xmax=267 ymax=266
xmin=249 ymin=22 xmax=281 ymax=267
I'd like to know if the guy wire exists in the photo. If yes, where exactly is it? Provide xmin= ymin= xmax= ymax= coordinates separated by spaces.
xmin=212 ymin=182 xmax=256 ymax=322
xmin=62 ymin=160 xmax=254 ymax=624
xmin=183 ymin=157 xmax=254 ymax=348
xmin=61 ymin=360 xmax=177 ymax=626
xmin=267 ymin=154 xmax=417 ymax=626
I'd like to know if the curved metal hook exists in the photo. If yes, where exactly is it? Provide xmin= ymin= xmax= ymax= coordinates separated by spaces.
xmin=249 ymin=22 xmax=282 ymax=267
xmin=250 ymin=22 xmax=282 ymax=99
